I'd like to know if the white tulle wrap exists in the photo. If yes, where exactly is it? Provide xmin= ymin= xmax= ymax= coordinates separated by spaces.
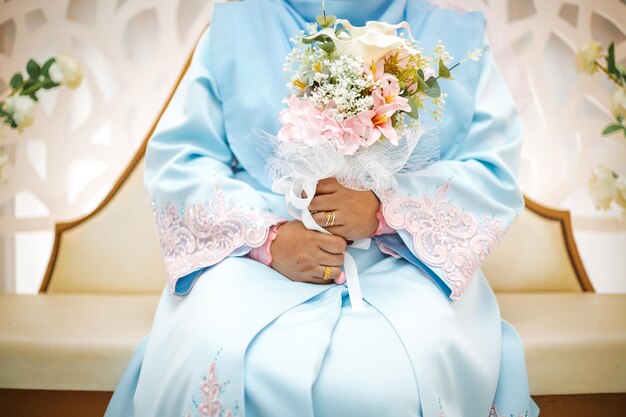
xmin=257 ymin=125 xmax=439 ymax=312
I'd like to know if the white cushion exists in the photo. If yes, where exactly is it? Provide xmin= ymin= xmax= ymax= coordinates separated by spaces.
xmin=0 ymin=293 xmax=624 ymax=394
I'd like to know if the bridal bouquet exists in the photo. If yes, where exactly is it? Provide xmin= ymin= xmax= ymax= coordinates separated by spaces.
xmin=265 ymin=5 xmax=481 ymax=310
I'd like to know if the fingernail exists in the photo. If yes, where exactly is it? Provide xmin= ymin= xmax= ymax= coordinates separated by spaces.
xmin=334 ymin=272 xmax=346 ymax=285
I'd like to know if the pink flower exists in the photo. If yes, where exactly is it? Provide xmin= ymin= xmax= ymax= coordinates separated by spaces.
xmin=277 ymin=97 xmax=325 ymax=146
xmin=278 ymin=97 xmax=349 ymax=148
xmin=373 ymin=74 xmax=410 ymax=110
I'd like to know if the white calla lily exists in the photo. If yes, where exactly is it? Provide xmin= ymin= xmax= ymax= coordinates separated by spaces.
xmin=319 ymin=20 xmax=416 ymax=65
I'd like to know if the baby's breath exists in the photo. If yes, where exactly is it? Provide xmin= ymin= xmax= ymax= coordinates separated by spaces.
xmin=434 ymin=40 xmax=453 ymax=65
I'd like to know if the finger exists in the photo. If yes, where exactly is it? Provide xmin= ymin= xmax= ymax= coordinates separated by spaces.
xmin=317 ymin=234 xmax=348 ymax=254
xmin=324 ymin=225 xmax=350 ymax=240
xmin=309 ymin=194 xmax=339 ymax=212
xmin=315 ymin=178 xmax=341 ymax=195
xmin=315 ymin=250 xmax=344 ymax=267
xmin=314 ymin=265 xmax=342 ymax=281
xmin=312 ymin=210 xmax=343 ymax=228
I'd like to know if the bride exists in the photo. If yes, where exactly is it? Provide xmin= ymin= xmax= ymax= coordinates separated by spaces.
xmin=105 ymin=1 xmax=539 ymax=416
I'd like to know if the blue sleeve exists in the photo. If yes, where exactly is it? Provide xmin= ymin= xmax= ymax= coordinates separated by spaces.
xmin=377 ymin=36 xmax=524 ymax=301
xmin=145 ymin=28 xmax=282 ymax=295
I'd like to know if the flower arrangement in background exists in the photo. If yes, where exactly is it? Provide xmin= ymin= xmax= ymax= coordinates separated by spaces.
xmin=0 ymin=54 xmax=83 ymax=181
xmin=575 ymin=41 xmax=626 ymax=214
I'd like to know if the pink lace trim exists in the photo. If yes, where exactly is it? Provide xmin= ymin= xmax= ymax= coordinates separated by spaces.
xmin=152 ymin=184 xmax=282 ymax=290
xmin=186 ymin=362 xmax=235 ymax=417
xmin=382 ymin=182 xmax=505 ymax=300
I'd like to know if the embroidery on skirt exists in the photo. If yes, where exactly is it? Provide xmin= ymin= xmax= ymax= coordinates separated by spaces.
xmin=152 ymin=183 xmax=282 ymax=291
xmin=489 ymin=405 xmax=529 ymax=417
xmin=382 ymin=182 xmax=505 ymax=300
xmin=187 ymin=349 xmax=238 ymax=417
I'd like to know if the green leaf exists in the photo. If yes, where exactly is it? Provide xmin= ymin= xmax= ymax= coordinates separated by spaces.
xmin=42 ymin=58 xmax=56 ymax=77
xmin=425 ymin=77 xmax=441 ymax=98
xmin=316 ymin=14 xmax=336 ymax=28
xmin=438 ymin=59 xmax=452 ymax=79
xmin=606 ymin=42 xmax=616 ymax=76
xmin=416 ymin=70 xmax=428 ymax=93
xmin=302 ymin=33 xmax=332 ymax=44
xmin=319 ymin=41 xmax=335 ymax=53
xmin=9 ymin=72 xmax=24 ymax=89
xmin=26 ymin=59 xmax=41 ymax=78
xmin=42 ymin=79 xmax=59 ymax=89
xmin=406 ymin=96 xmax=420 ymax=120
xmin=602 ymin=123 xmax=623 ymax=136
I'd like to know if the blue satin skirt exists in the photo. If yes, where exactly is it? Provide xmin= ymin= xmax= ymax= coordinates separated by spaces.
xmin=105 ymin=246 xmax=539 ymax=417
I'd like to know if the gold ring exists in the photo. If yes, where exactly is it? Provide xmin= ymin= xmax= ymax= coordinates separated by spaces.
xmin=322 ymin=266 xmax=332 ymax=281
xmin=324 ymin=211 xmax=336 ymax=227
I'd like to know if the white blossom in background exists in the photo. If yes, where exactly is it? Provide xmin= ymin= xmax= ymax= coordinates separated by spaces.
xmin=574 ymin=41 xmax=603 ymax=75
xmin=5 ymin=95 xmax=36 ymax=133
xmin=613 ymin=176 xmax=626 ymax=212
xmin=49 ymin=54 xmax=83 ymax=89
xmin=589 ymin=165 xmax=618 ymax=210
xmin=612 ymin=87 xmax=626 ymax=119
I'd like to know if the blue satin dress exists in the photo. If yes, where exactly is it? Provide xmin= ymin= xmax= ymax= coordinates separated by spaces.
xmin=105 ymin=1 xmax=540 ymax=416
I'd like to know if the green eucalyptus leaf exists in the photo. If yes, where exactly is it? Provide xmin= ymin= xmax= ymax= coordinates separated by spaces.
xmin=425 ymin=77 xmax=441 ymax=98
xmin=602 ymin=123 xmax=623 ymax=136
xmin=26 ymin=59 xmax=41 ymax=78
xmin=9 ymin=73 xmax=24 ymax=89
xmin=438 ymin=59 xmax=452 ymax=79
xmin=407 ymin=96 xmax=420 ymax=119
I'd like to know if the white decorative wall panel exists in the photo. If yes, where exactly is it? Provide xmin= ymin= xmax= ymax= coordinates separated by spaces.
xmin=0 ymin=0 xmax=216 ymax=291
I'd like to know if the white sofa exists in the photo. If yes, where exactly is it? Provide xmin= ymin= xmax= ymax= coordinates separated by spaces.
xmin=1 ymin=46 xmax=625 ymax=417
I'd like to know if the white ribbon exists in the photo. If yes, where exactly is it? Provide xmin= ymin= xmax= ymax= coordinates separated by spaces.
xmin=272 ymin=177 xmax=367 ymax=312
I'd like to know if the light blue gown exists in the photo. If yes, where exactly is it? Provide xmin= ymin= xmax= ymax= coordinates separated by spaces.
xmin=105 ymin=1 xmax=540 ymax=416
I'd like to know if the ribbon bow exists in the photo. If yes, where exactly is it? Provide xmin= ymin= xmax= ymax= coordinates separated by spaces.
xmin=273 ymin=177 xmax=368 ymax=312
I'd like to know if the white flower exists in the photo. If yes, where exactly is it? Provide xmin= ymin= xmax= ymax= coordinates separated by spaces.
xmin=611 ymin=87 xmax=626 ymax=119
xmin=5 ymin=95 xmax=36 ymax=133
xmin=574 ymin=41 xmax=602 ymax=75
xmin=589 ymin=165 xmax=616 ymax=210
xmin=49 ymin=54 xmax=83 ymax=89
xmin=613 ymin=175 xmax=626 ymax=212
xmin=317 ymin=20 xmax=415 ymax=65
xmin=434 ymin=40 xmax=453 ymax=65
xmin=466 ymin=48 xmax=483 ymax=62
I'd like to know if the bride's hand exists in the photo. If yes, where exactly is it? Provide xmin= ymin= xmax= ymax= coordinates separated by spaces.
xmin=270 ymin=220 xmax=347 ymax=284
xmin=309 ymin=178 xmax=380 ymax=241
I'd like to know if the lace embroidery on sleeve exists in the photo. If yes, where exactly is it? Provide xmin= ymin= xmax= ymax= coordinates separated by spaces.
xmin=382 ymin=182 xmax=505 ymax=300
xmin=152 ymin=184 xmax=282 ymax=290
